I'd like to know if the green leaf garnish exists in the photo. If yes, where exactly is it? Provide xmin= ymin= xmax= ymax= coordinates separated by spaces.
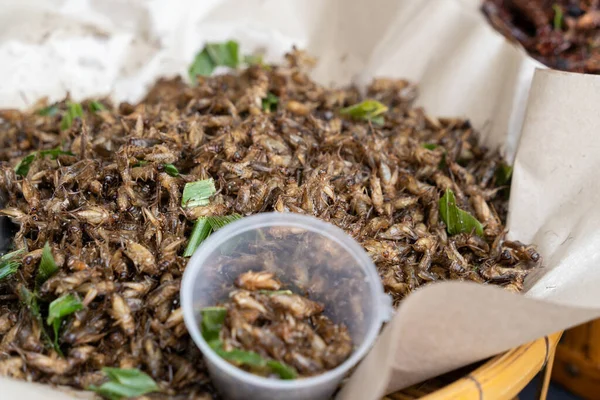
xmin=266 ymin=360 xmax=298 ymax=380
xmin=188 ymin=40 xmax=240 ymax=81
xmin=201 ymin=307 xmax=298 ymax=379
xmin=422 ymin=143 xmax=438 ymax=150
xmin=60 ymin=102 xmax=84 ymax=130
xmin=262 ymin=92 xmax=279 ymax=113
xmin=163 ymin=163 xmax=179 ymax=177
xmin=47 ymin=293 xmax=83 ymax=350
xmin=40 ymin=148 xmax=74 ymax=160
xmin=48 ymin=294 xmax=83 ymax=327
xmin=495 ymin=163 xmax=513 ymax=186
xmin=553 ymin=4 xmax=563 ymax=31
xmin=37 ymin=105 xmax=59 ymax=117
xmin=88 ymin=368 xmax=159 ymax=400
xmin=132 ymin=160 xmax=148 ymax=168
xmin=370 ymin=115 xmax=385 ymax=126
xmin=206 ymin=41 xmax=239 ymax=68
xmin=0 ymin=249 xmax=23 ymax=281
xmin=102 ymin=368 xmax=158 ymax=389
xmin=182 ymin=179 xmax=216 ymax=208
xmin=211 ymin=340 xmax=297 ymax=379
xmin=340 ymin=100 xmax=388 ymax=124
xmin=0 ymin=264 xmax=19 ymax=281
xmin=88 ymin=382 xmax=142 ymax=400
xmin=14 ymin=154 xmax=36 ymax=177
xmin=439 ymin=189 xmax=484 ymax=237
xmin=15 ymin=148 xmax=74 ymax=177
xmin=188 ymin=50 xmax=215 ymax=80
xmin=184 ymin=218 xmax=212 ymax=257
xmin=89 ymin=100 xmax=106 ymax=113
xmin=200 ymin=306 xmax=227 ymax=343
xmin=244 ymin=54 xmax=264 ymax=66
xmin=213 ymin=346 xmax=265 ymax=366
xmin=184 ymin=214 xmax=242 ymax=257
xmin=207 ymin=214 xmax=242 ymax=230
xmin=36 ymin=242 xmax=59 ymax=287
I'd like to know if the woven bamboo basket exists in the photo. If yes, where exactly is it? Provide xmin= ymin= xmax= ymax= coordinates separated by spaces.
xmin=553 ymin=320 xmax=600 ymax=400
xmin=383 ymin=332 xmax=562 ymax=400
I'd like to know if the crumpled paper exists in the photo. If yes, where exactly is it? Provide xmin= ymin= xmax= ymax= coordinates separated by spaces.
xmin=2 ymin=0 xmax=600 ymax=399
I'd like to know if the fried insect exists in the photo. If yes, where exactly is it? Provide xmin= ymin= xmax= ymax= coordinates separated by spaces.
xmin=235 ymin=271 xmax=282 ymax=291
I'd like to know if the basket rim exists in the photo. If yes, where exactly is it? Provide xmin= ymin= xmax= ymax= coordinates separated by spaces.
xmin=414 ymin=331 xmax=563 ymax=400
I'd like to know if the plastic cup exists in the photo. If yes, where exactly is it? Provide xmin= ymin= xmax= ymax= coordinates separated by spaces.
xmin=181 ymin=212 xmax=392 ymax=400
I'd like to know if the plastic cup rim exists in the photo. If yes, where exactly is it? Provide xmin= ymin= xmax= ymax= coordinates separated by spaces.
xmin=181 ymin=212 xmax=386 ymax=390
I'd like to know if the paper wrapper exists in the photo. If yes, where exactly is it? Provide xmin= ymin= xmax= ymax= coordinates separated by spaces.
xmin=3 ymin=0 xmax=600 ymax=398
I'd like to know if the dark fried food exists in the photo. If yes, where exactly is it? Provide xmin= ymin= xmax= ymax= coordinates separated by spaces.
xmin=483 ymin=0 xmax=600 ymax=73
xmin=0 ymin=48 xmax=540 ymax=396
xmin=207 ymin=272 xmax=351 ymax=379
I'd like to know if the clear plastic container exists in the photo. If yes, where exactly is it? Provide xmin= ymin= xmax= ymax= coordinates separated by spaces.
xmin=181 ymin=212 xmax=392 ymax=400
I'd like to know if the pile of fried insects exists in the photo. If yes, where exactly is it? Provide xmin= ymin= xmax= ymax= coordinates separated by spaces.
xmin=0 ymin=43 xmax=541 ymax=399
xmin=483 ymin=0 xmax=600 ymax=73
xmin=199 ymin=271 xmax=352 ymax=380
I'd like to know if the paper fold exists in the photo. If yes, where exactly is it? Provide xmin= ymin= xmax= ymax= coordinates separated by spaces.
xmin=2 ymin=0 xmax=600 ymax=398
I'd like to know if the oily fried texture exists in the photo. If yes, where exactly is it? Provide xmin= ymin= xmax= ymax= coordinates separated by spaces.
xmin=483 ymin=0 xmax=600 ymax=73
xmin=215 ymin=272 xmax=352 ymax=378
xmin=0 ymin=49 xmax=540 ymax=396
